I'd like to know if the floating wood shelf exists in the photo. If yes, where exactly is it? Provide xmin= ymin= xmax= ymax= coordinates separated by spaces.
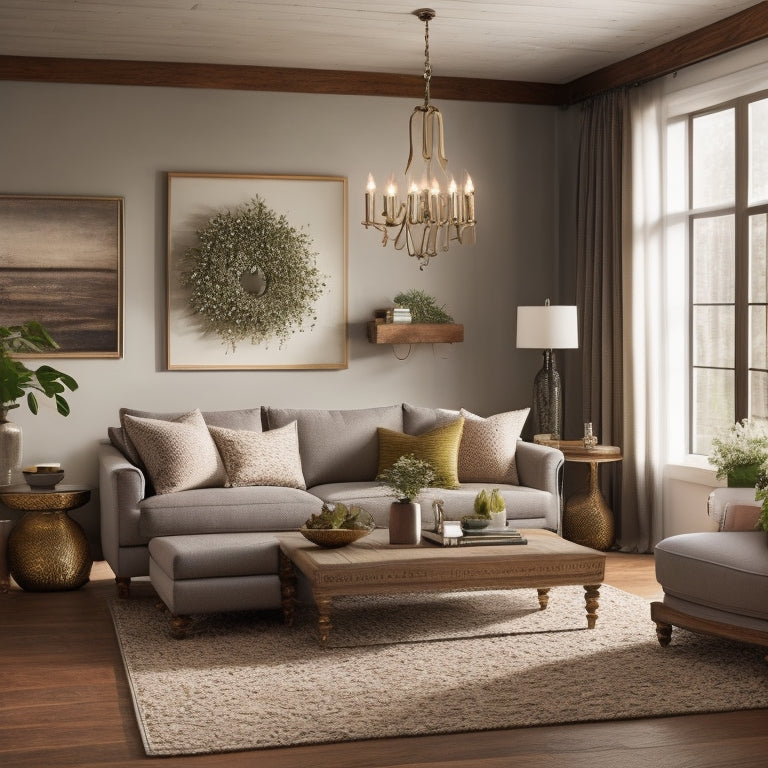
xmin=367 ymin=320 xmax=464 ymax=345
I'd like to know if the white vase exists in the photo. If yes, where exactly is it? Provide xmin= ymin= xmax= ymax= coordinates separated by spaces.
xmin=389 ymin=501 xmax=421 ymax=545
xmin=0 ymin=407 xmax=22 ymax=487
xmin=489 ymin=509 xmax=507 ymax=530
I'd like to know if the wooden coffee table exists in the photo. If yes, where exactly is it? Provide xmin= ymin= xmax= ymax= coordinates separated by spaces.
xmin=278 ymin=528 xmax=606 ymax=646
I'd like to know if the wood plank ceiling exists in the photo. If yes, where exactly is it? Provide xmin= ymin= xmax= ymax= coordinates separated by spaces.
xmin=0 ymin=1 xmax=767 ymax=104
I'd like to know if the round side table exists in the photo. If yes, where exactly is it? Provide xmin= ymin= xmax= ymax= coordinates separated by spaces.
xmin=558 ymin=442 xmax=622 ymax=551
xmin=2 ymin=485 xmax=92 ymax=591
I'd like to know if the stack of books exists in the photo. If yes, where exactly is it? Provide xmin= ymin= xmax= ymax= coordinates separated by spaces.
xmin=422 ymin=525 xmax=528 ymax=547
xmin=385 ymin=306 xmax=412 ymax=324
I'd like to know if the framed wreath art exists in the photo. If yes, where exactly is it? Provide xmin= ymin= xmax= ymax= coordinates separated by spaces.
xmin=183 ymin=196 xmax=326 ymax=350
xmin=167 ymin=173 xmax=348 ymax=370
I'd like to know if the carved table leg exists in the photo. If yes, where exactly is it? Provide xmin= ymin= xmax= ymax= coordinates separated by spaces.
xmin=116 ymin=576 xmax=131 ymax=599
xmin=279 ymin=551 xmax=297 ymax=627
xmin=584 ymin=584 xmax=601 ymax=629
xmin=654 ymin=620 xmax=673 ymax=647
xmin=315 ymin=594 xmax=333 ymax=647
xmin=537 ymin=588 xmax=550 ymax=610
xmin=170 ymin=614 xmax=192 ymax=639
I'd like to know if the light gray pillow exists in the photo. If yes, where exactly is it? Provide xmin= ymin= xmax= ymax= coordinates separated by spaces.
xmin=265 ymin=405 xmax=404 ymax=487
xmin=122 ymin=409 xmax=227 ymax=494
xmin=209 ymin=421 xmax=306 ymax=489
xmin=403 ymin=403 xmax=460 ymax=435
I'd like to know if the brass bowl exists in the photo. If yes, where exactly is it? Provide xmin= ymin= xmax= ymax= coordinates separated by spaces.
xmin=299 ymin=527 xmax=373 ymax=548
xmin=23 ymin=469 xmax=65 ymax=488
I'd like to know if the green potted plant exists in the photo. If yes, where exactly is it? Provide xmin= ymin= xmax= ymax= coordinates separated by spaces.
xmin=377 ymin=453 xmax=436 ymax=544
xmin=0 ymin=322 xmax=79 ymax=485
xmin=754 ymin=464 xmax=768 ymax=535
xmin=708 ymin=419 xmax=768 ymax=487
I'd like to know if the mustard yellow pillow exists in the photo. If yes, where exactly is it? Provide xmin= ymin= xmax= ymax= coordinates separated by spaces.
xmin=377 ymin=417 xmax=465 ymax=489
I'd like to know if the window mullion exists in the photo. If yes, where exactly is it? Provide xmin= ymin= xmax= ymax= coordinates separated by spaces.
xmin=735 ymin=99 xmax=749 ymax=421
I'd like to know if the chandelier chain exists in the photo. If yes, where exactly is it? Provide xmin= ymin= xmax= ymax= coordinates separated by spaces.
xmin=423 ymin=15 xmax=431 ymax=107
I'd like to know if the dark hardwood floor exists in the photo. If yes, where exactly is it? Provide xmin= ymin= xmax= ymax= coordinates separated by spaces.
xmin=3 ymin=555 xmax=767 ymax=768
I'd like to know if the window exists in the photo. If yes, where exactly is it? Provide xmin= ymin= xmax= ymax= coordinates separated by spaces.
xmin=687 ymin=91 xmax=768 ymax=454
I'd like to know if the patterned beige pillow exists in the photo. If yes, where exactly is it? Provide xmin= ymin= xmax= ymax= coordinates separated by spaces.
xmin=122 ymin=409 xmax=227 ymax=494
xmin=458 ymin=408 xmax=530 ymax=485
xmin=209 ymin=421 xmax=306 ymax=489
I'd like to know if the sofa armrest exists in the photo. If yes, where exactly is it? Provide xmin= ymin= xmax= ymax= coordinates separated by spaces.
xmin=98 ymin=441 xmax=147 ymax=569
xmin=515 ymin=441 xmax=564 ymax=495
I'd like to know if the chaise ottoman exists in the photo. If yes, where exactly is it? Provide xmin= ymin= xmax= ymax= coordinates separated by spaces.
xmin=651 ymin=531 xmax=768 ymax=658
xmin=149 ymin=533 xmax=283 ymax=638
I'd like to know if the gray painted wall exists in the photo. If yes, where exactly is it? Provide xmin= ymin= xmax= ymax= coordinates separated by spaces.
xmin=0 ymin=81 xmax=570 ymax=554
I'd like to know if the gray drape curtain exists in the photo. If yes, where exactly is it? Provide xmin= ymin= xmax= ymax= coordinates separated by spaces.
xmin=576 ymin=88 xmax=645 ymax=550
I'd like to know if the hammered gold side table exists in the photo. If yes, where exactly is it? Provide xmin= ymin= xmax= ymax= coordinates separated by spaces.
xmin=2 ymin=485 xmax=92 ymax=591
xmin=559 ymin=442 xmax=622 ymax=551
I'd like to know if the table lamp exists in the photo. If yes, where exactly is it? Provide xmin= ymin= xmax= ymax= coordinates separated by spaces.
xmin=516 ymin=299 xmax=578 ymax=439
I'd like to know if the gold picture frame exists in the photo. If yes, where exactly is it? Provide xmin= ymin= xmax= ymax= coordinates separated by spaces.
xmin=167 ymin=172 xmax=348 ymax=370
xmin=0 ymin=194 xmax=124 ymax=358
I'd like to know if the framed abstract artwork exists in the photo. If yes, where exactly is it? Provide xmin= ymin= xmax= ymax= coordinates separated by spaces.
xmin=0 ymin=194 xmax=123 ymax=357
xmin=167 ymin=172 xmax=348 ymax=370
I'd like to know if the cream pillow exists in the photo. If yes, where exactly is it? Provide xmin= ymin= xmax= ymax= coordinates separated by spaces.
xmin=209 ymin=421 xmax=306 ymax=489
xmin=122 ymin=409 xmax=227 ymax=494
xmin=458 ymin=408 xmax=530 ymax=485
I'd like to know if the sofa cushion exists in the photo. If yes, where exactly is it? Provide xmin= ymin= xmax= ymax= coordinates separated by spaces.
xmin=458 ymin=408 xmax=529 ymax=485
xmin=114 ymin=407 xmax=263 ymax=468
xmin=312 ymin=481 xmax=555 ymax=529
xmin=138 ymin=485 xmax=319 ymax=537
xmin=123 ymin=409 xmax=226 ymax=495
xmin=403 ymin=403 xmax=460 ymax=434
xmin=266 ymin=405 xmax=403 ymax=487
xmin=377 ymin=418 xmax=465 ymax=489
xmin=209 ymin=421 xmax=306 ymax=489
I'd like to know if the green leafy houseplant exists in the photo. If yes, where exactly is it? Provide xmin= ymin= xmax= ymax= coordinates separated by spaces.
xmin=708 ymin=419 xmax=768 ymax=484
xmin=754 ymin=464 xmax=768 ymax=533
xmin=377 ymin=453 xmax=437 ymax=502
xmin=393 ymin=289 xmax=453 ymax=324
xmin=0 ymin=322 xmax=78 ymax=416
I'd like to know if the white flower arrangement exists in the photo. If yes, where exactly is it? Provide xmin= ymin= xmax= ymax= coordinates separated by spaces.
xmin=708 ymin=419 xmax=768 ymax=480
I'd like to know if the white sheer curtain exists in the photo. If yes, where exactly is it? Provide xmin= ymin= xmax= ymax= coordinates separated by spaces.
xmin=622 ymin=79 xmax=671 ymax=552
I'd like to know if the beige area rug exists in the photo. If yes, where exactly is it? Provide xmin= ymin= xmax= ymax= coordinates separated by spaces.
xmin=109 ymin=585 xmax=768 ymax=756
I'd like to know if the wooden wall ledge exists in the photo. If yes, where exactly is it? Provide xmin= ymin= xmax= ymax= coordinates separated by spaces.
xmin=367 ymin=321 xmax=464 ymax=345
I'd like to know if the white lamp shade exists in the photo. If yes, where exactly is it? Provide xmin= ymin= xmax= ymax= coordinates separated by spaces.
xmin=516 ymin=305 xmax=578 ymax=349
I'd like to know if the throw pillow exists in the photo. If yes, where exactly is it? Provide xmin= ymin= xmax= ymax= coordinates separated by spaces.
xmin=377 ymin=417 xmax=465 ymax=489
xmin=458 ymin=408 xmax=530 ymax=485
xmin=208 ymin=421 xmax=306 ymax=489
xmin=122 ymin=409 xmax=227 ymax=495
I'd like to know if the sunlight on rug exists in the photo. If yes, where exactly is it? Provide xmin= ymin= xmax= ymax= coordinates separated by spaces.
xmin=109 ymin=585 xmax=768 ymax=756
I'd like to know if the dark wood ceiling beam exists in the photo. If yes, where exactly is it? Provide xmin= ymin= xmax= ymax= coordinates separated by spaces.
xmin=0 ymin=2 xmax=766 ymax=106
xmin=0 ymin=55 xmax=563 ymax=105
xmin=565 ymin=1 xmax=768 ymax=103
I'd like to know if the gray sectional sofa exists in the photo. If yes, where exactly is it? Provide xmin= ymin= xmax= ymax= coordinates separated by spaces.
xmin=99 ymin=403 xmax=564 ymax=598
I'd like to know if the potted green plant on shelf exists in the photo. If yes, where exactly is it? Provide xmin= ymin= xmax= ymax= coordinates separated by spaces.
xmin=708 ymin=419 xmax=768 ymax=487
xmin=377 ymin=453 xmax=436 ymax=545
xmin=0 ymin=322 xmax=79 ymax=485
xmin=393 ymin=289 xmax=453 ymax=323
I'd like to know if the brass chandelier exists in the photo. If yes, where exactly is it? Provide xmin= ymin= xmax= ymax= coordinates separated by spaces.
xmin=362 ymin=8 xmax=476 ymax=268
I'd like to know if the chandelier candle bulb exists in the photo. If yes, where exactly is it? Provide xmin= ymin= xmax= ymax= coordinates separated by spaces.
xmin=365 ymin=175 xmax=376 ymax=223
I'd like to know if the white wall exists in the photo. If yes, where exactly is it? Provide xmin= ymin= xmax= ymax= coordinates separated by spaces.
xmin=0 ymin=81 xmax=563 ymax=554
